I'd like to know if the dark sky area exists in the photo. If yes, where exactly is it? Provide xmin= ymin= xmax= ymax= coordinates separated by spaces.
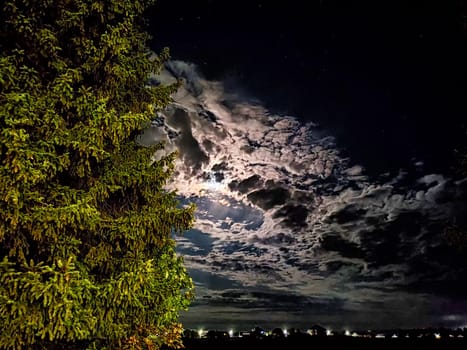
xmin=142 ymin=0 xmax=467 ymax=331
xmin=148 ymin=0 xmax=467 ymax=178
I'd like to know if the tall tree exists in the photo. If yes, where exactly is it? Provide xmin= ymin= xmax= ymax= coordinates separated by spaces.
xmin=0 ymin=1 xmax=194 ymax=349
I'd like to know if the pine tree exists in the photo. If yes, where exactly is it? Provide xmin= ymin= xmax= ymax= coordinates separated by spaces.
xmin=0 ymin=1 xmax=195 ymax=349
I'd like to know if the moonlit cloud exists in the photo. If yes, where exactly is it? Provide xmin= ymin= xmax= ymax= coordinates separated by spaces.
xmin=145 ymin=61 xmax=467 ymax=329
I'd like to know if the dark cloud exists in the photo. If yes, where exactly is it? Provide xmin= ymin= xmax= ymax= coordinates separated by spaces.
xmin=253 ymin=232 xmax=297 ymax=246
xmin=221 ymin=242 xmax=266 ymax=257
xmin=320 ymin=234 xmax=364 ymax=260
xmin=324 ymin=260 xmax=361 ymax=275
xmin=188 ymin=269 xmax=242 ymax=292
xmin=198 ymin=108 xmax=218 ymax=123
xmin=406 ymin=278 xmax=467 ymax=300
xmin=167 ymin=108 xmax=209 ymax=172
xmin=202 ymin=289 xmax=347 ymax=314
xmin=273 ymin=204 xmax=308 ymax=228
xmin=247 ymin=187 xmax=290 ymax=210
xmin=211 ymin=162 xmax=228 ymax=172
xmin=329 ymin=207 xmax=367 ymax=225
xmin=202 ymin=138 xmax=215 ymax=152
xmin=176 ymin=229 xmax=215 ymax=256
xmin=229 ymin=174 xmax=263 ymax=194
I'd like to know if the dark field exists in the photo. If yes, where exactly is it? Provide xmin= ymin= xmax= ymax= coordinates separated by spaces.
xmin=178 ymin=337 xmax=467 ymax=350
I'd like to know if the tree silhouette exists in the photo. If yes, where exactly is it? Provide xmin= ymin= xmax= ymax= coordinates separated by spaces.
xmin=0 ymin=1 xmax=194 ymax=349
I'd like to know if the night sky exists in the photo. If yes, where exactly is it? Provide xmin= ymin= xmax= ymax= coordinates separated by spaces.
xmin=143 ymin=0 xmax=467 ymax=331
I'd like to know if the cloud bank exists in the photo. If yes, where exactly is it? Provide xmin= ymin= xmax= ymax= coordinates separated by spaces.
xmin=143 ymin=61 xmax=467 ymax=330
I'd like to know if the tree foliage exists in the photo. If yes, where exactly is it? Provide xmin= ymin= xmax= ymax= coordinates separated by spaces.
xmin=0 ymin=1 xmax=195 ymax=349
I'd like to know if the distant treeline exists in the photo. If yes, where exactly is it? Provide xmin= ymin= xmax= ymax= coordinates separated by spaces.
xmin=165 ymin=336 xmax=467 ymax=350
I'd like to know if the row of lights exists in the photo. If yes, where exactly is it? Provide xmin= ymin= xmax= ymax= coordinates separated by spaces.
xmin=197 ymin=328 xmax=337 ymax=338
xmin=196 ymin=328 xmax=445 ymax=339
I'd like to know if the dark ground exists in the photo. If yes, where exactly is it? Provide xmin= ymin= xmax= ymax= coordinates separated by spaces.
xmin=174 ymin=337 xmax=467 ymax=350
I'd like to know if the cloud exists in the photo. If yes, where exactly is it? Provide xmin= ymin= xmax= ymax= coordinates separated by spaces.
xmin=247 ymin=186 xmax=290 ymax=210
xmin=147 ymin=61 xmax=467 ymax=329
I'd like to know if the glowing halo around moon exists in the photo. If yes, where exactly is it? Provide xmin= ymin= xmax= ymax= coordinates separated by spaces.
xmin=202 ymin=171 xmax=226 ymax=193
